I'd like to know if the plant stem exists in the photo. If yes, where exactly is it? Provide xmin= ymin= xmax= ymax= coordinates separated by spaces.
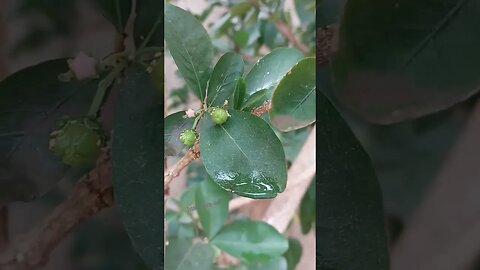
xmin=171 ymin=199 xmax=200 ymax=237
xmin=192 ymin=113 xmax=203 ymax=130
xmin=87 ymin=60 xmax=126 ymax=118
xmin=273 ymin=19 xmax=309 ymax=54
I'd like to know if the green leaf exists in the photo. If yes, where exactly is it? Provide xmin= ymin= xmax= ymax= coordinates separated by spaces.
xmin=112 ymin=65 xmax=163 ymax=270
xmin=210 ymin=13 xmax=232 ymax=37
xmin=260 ymin=20 xmax=285 ymax=50
xmin=164 ymin=111 xmax=195 ymax=156
xmin=299 ymin=179 xmax=315 ymax=234
xmin=165 ymin=239 xmax=215 ymax=270
xmin=283 ymin=238 xmax=302 ymax=270
xmin=241 ymin=89 xmax=269 ymax=111
xmin=195 ymin=177 xmax=230 ymax=239
xmin=230 ymin=2 xmax=253 ymax=17
xmin=134 ymin=0 xmax=162 ymax=47
xmin=361 ymin=109 xmax=465 ymax=219
xmin=211 ymin=219 xmax=289 ymax=263
xmin=0 ymin=59 xmax=97 ymax=203
xmin=317 ymin=91 xmax=389 ymax=269
xmin=165 ymin=3 xmax=213 ymax=100
xmin=180 ymin=184 xmax=199 ymax=209
xmin=229 ymin=78 xmax=246 ymax=110
xmin=240 ymin=257 xmax=288 ymax=270
xmin=200 ymin=110 xmax=287 ymax=199
xmin=270 ymin=57 xmax=316 ymax=132
xmin=233 ymin=29 xmax=250 ymax=48
xmin=244 ymin=47 xmax=303 ymax=98
xmin=277 ymin=127 xmax=309 ymax=162
xmin=207 ymin=52 xmax=244 ymax=107
xmin=97 ymin=0 xmax=132 ymax=33
xmin=167 ymin=219 xmax=196 ymax=239
xmin=294 ymin=0 xmax=315 ymax=25
xmin=333 ymin=0 xmax=480 ymax=124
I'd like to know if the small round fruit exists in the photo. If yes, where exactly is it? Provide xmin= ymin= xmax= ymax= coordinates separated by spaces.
xmin=210 ymin=108 xmax=229 ymax=125
xmin=179 ymin=129 xmax=197 ymax=146
xmin=49 ymin=117 xmax=104 ymax=169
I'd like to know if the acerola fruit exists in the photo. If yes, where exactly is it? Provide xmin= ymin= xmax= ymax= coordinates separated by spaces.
xmin=49 ymin=117 xmax=105 ymax=169
xmin=179 ymin=129 xmax=197 ymax=146
xmin=210 ymin=107 xmax=229 ymax=125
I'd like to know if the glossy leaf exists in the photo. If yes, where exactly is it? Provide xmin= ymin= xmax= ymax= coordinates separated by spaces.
xmin=211 ymin=219 xmax=289 ymax=263
xmin=317 ymin=91 xmax=389 ymax=269
xmin=277 ymin=127 xmax=309 ymax=162
xmin=229 ymin=78 xmax=246 ymax=110
xmin=195 ymin=177 xmax=230 ymax=239
xmin=241 ymin=89 xmax=269 ymax=111
xmin=244 ymin=47 xmax=303 ymax=97
xmin=97 ymin=0 xmax=132 ymax=32
xmin=164 ymin=111 xmax=195 ymax=156
xmin=333 ymin=0 xmax=480 ymax=124
xmin=270 ymin=57 xmax=316 ymax=132
xmin=112 ymin=65 xmax=163 ymax=270
xmin=207 ymin=52 xmax=244 ymax=107
xmin=240 ymin=257 xmax=288 ymax=270
xmin=361 ymin=109 xmax=466 ymax=219
xmin=165 ymin=239 xmax=215 ymax=270
xmin=283 ymin=238 xmax=302 ymax=270
xmin=200 ymin=110 xmax=287 ymax=199
xmin=299 ymin=179 xmax=315 ymax=234
xmin=134 ymin=0 xmax=162 ymax=47
xmin=0 ymin=59 xmax=97 ymax=203
xmin=165 ymin=3 xmax=213 ymax=100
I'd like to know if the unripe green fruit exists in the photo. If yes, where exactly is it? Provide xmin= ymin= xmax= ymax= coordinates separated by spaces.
xmin=210 ymin=108 xmax=229 ymax=125
xmin=49 ymin=117 xmax=105 ymax=169
xmin=180 ymin=129 xmax=197 ymax=146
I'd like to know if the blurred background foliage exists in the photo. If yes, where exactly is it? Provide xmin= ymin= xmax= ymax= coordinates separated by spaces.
xmin=0 ymin=0 xmax=145 ymax=269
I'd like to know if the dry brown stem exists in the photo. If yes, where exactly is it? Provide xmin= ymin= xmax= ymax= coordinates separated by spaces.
xmin=0 ymin=149 xmax=113 ymax=270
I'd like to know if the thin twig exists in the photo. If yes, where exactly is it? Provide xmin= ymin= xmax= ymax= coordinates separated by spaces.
xmin=164 ymin=101 xmax=273 ymax=188
xmin=0 ymin=148 xmax=113 ymax=270
xmin=273 ymin=20 xmax=309 ymax=54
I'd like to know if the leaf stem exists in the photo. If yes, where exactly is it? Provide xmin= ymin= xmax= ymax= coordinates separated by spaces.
xmin=171 ymin=198 xmax=200 ymax=237
xmin=87 ymin=60 xmax=126 ymax=117
xmin=192 ymin=113 xmax=203 ymax=130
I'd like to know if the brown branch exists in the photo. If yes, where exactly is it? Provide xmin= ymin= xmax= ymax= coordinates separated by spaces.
xmin=164 ymin=143 xmax=200 ymax=187
xmin=164 ymin=101 xmax=273 ymax=188
xmin=273 ymin=20 xmax=309 ymax=54
xmin=0 ymin=149 xmax=113 ymax=270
